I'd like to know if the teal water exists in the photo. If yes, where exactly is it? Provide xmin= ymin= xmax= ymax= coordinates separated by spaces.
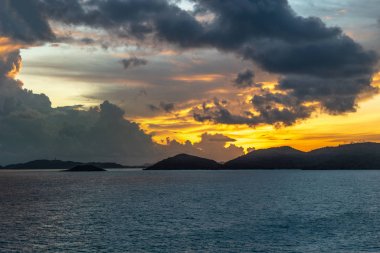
xmin=1 ymin=170 xmax=380 ymax=252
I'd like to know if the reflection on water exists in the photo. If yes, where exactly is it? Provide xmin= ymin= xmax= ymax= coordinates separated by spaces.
xmin=1 ymin=170 xmax=380 ymax=252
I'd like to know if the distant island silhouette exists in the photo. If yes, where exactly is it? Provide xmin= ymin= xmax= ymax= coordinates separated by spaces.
xmin=1 ymin=142 xmax=380 ymax=171
xmin=64 ymin=165 xmax=106 ymax=172
xmin=146 ymin=154 xmax=222 ymax=170
xmin=1 ymin=160 xmax=137 ymax=170
xmin=147 ymin=142 xmax=380 ymax=170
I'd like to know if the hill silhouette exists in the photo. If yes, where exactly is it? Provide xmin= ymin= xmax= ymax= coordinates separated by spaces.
xmin=3 ymin=160 xmax=126 ymax=170
xmin=2 ymin=143 xmax=380 ymax=171
xmin=305 ymin=142 xmax=380 ymax=170
xmin=224 ymin=142 xmax=380 ymax=170
xmin=147 ymin=143 xmax=380 ymax=170
xmin=64 ymin=165 xmax=106 ymax=172
xmin=146 ymin=154 xmax=222 ymax=170
xmin=224 ymin=146 xmax=306 ymax=170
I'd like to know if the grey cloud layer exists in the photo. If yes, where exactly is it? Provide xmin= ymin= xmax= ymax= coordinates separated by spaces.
xmin=233 ymin=69 xmax=255 ymax=89
xmin=148 ymin=102 xmax=175 ymax=113
xmin=32 ymin=0 xmax=379 ymax=125
xmin=0 ymin=0 xmax=379 ymax=162
xmin=0 ymin=51 xmax=154 ymax=164
xmin=0 ymin=52 xmax=242 ymax=164
xmin=121 ymin=57 xmax=148 ymax=69
xmin=0 ymin=7 xmax=245 ymax=166
xmin=0 ymin=0 xmax=54 ymax=43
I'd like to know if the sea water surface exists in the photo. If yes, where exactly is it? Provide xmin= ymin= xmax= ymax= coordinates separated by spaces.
xmin=1 ymin=169 xmax=380 ymax=252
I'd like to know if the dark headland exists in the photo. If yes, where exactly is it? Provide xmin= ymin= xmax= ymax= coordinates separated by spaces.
xmin=226 ymin=142 xmax=380 ymax=170
xmin=64 ymin=165 xmax=106 ymax=172
xmin=2 ymin=160 xmax=133 ymax=170
xmin=224 ymin=146 xmax=305 ymax=170
xmin=147 ymin=143 xmax=380 ymax=170
xmin=1 ymin=143 xmax=380 ymax=171
xmin=146 ymin=154 xmax=222 ymax=170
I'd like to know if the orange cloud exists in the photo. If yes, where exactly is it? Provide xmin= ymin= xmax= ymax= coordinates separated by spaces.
xmin=159 ymin=49 xmax=179 ymax=56
xmin=0 ymin=37 xmax=24 ymax=56
xmin=171 ymin=74 xmax=224 ymax=82
xmin=131 ymin=89 xmax=380 ymax=154
xmin=0 ymin=37 xmax=24 ymax=78
xmin=6 ymin=57 xmax=22 ymax=79
xmin=373 ymin=72 xmax=380 ymax=87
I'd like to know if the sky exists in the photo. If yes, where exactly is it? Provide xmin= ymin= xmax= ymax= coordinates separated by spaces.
xmin=0 ymin=0 xmax=379 ymax=165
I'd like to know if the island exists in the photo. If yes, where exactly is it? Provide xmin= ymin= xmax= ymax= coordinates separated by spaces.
xmin=64 ymin=165 xmax=107 ymax=172
xmin=302 ymin=142 xmax=380 ymax=170
xmin=145 ymin=154 xmax=222 ymax=170
xmin=2 ymin=143 xmax=380 ymax=171
xmin=146 ymin=143 xmax=380 ymax=170
xmin=223 ymin=146 xmax=305 ymax=170
xmin=2 ymin=160 xmax=128 ymax=170
xmin=223 ymin=142 xmax=380 ymax=170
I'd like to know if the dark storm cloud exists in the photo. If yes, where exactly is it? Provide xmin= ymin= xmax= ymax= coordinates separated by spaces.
xmin=121 ymin=57 xmax=148 ymax=69
xmin=148 ymin=102 xmax=175 ymax=113
xmin=0 ymin=50 xmax=243 ymax=164
xmin=278 ymin=75 xmax=376 ymax=114
xmin=80 ymin=38 xmax=96 ymax=45
xmin=31 ymin=0 xmax=379 ymax=125
xmin=0 ymin=51 xmax=21 ymax=76
xmin=193 ymin=91 xmax=314 ymax=127
xmin=0 ymin=0 xmax=54 ymax=43
xmin=233 ymin=69 xmax=255 ymax=88
xmin=2 ymin=0 xmax=379 ymax=162
xmin=190 ymin=0 xmax=377 ymax=123
xmin=193 ymin=101 xmax=260 ymax=126
xmin=147 ymin=104 xmax=160 ymax=112
xmin=36 ymin=0 xmax=340 ymax=46
xmin=1 ymin=0 xmax=379 ymax=129
xmin=250 ymin=90 xmax=315 ymax=126
xmin=0 ymin=0 xmax=250 ymax=164
xmin=159 ymin=102 xmax=175 ymax=113
xmin=37 ymin=0 xmax=203 ymax=43
xmin=191 ymin=0 xmax=341 ymax=48
xmin=0 ymin=51 xmax=155 ymax=163
xmin=246 ymin=37 xmax=377 ymax=78
xmin=0 ymin=73 xmax=241 ymax=165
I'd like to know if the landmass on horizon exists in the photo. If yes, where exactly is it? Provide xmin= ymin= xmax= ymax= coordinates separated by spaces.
xmin=147 ymin=142 xmax=380 ymax=170
xmin=0 ymin=160 xmax=144 ymax=170
xmin=63 ymin=164 xmax=107 ymax=172
xmin=2 ymin=142 xmax=379 ymax=171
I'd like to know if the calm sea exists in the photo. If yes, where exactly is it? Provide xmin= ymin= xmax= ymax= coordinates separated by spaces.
xmin=1 ymin=169 xmax=380 ymax=252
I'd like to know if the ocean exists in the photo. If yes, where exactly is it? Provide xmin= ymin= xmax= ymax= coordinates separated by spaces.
xmin=1 ymin=169 xmax=380 ymax=252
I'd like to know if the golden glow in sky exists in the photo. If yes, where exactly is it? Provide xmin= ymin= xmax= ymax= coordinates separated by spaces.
xmin=16 ymin=40 xmax=380 ymax=152
xmin=134 ymin=85 xmax=380 ymax=152
xmin=1 ymin=0 xmax=380 ymax=167
xmin=131 ymin=71 xmax=380 ymax=152
xmin=7 ymin=0 xmax=380 ymax=155
xmin=0 ymin=37 xmax=23 ymax=56
xmin=171 ymin=74 xmax=225 ymax=83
